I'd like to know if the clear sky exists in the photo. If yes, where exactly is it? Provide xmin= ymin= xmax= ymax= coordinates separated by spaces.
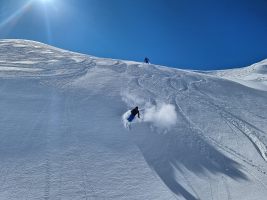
xmin=1 ymin=0 xmax=267 ymax=70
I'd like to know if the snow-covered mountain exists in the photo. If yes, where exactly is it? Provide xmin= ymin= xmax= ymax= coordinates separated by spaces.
xmin=0 ymin=39 xmax=266 ymax=200
xmin=208 ymin=59 xmax=267 ymax=91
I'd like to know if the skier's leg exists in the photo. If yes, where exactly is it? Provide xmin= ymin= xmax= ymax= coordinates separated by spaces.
xmin=127 ymin=114 xmax=135 ymax=122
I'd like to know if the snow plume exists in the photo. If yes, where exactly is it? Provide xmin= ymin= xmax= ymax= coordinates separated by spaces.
xmin=121 ymin=91 xmax=177 ymax=130
xmin=143 ymin=103 xmax=177 ymax=130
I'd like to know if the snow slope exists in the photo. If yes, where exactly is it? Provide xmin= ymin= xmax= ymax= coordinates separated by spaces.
xmin=0 ymin=39 xmax=267 ymax=200
xmin=208 ymin=59 xmax=267 ymax=91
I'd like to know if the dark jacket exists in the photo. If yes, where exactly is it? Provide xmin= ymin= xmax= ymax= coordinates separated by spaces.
xmin=131 ymin=107 xmax=140 ymax=118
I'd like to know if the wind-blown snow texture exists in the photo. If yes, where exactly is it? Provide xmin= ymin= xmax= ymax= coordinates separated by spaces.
xmin=0 ymin=39 xmax=267 ymax=200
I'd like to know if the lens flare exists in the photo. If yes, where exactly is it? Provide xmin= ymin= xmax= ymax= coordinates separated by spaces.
xmin=42 ymin=0 xmax=52 ymax=3
xmin=0 ymin=1 xmax=33 ymax=30
xmin=0 ymin=0 xmax=58 ymax=43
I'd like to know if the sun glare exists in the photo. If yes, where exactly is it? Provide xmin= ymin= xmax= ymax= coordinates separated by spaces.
xmin=39 ymin=0 xmax=53 ymax=4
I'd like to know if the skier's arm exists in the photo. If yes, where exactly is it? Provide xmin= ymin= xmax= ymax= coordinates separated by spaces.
xmin=138 ymin=111 xmax=140 ymax=118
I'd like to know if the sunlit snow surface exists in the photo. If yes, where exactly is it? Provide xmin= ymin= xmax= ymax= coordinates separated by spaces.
xmin=0 ymin=39 xmax=267 ymax=200
xmin=208 ymin=60 xmax=267 ymax=91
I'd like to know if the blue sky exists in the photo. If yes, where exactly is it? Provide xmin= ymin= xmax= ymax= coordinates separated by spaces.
xmin=0 ymin=0 xmax=267 ymax=70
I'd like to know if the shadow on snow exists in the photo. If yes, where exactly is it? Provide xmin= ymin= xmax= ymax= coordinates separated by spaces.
xmin=132 ymin=125 xmax=247 ymax=200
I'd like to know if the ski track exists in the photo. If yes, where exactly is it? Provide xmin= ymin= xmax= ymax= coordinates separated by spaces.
xmin=222 ymin=175 xmax=232 ymax=200
xmin=130 ymin=68 xmax=267 ymax=199
xmin=65 ymin=96 xmax=99 ymax=200
xmin=193 ymin=88 xmax=267 ymax=162
xmin=176 ymin=91 xmax=267 ymax=176
xmin=131 ymin=69 xmax=267 ymax=157
xmin=174 ymin=78 xmax=267 ymax=164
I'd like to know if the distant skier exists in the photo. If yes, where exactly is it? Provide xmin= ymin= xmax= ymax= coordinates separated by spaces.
xmin=127 ymin=106 xmax=140 ymax=122
xmin=144 ymin=57 xmax=150 ymax=64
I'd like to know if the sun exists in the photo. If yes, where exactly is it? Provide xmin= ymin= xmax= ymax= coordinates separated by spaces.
xmin=37 ymin=0 xmax=56 ymax=7
xmin=39 ymin=0 xmax=53 ymax=3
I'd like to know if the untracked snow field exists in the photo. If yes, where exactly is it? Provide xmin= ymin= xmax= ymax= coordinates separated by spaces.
xmin=0 ymin=40 xmax=267 ymax=200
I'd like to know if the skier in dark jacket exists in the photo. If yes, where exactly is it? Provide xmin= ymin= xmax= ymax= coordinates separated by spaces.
xmin=127 ymin=106 xmax=140 ymax=122
xmin=144 ymin=57 xmax=150 ymax=64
